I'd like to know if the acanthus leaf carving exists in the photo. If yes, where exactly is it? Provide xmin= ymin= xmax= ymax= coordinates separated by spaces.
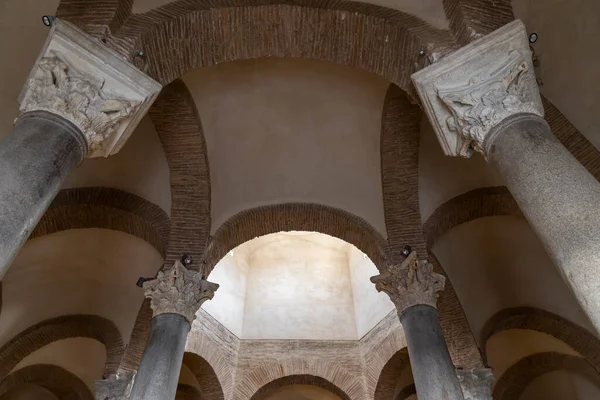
xmin=437 ymin=50 xmax=543 ymax=157
xmin=370 ymin=251 xmax=445 ymax=313
xmin=94 ymin=372 xmax=135 ymax=400
xmin=19 ymin=50 xmax=140 ymax=158
xmin=143 ymin=260 xmax=219 ymax=324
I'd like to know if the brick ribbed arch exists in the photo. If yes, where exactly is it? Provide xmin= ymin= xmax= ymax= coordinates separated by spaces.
xmin=374 ymin=347 xmax=410 ymax=400
xmin=207 ymin=203 xmax=388 ymax=270
xmin=183 ymin=352 xmax=225 ymax=400
xmin=57 ymin=0 xmax=456 ymax=99
xmin=493 ymin=352 xmax=600 ymax=400
xmin=31 ymin=187 xmax=170 ymax=256
xmin=235 ymin=361 xmax=360 ymax=400
xmin=250 ymin=375 xmax=352 ymax=400
xmin=0 ymin=364 xmax=94 ymax=400
xmin=481 ymin=307 xmax=600 ymax=373
xmin=0 ymin=315 xmax=124 ymax=381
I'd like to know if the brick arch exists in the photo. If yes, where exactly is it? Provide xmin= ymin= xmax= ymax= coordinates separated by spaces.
xmin=0 ymin=364 xmax=94 ymax=400
xmin=182 ymin=352 xmax=225 ymax=400
xmin=207 ymin=203 xmax=388 ymax=271
xmin=69 ymin=0 xmax=458 ymax=100
xmin=249 ymin=375 xmax=352 ymax=400
xmin=234 ymin=360 xmax=362 ymax=400
xmin=374 ymin=347 xmax=410 ymax=400
xmin=31 ymin=187 xmax=170 ymax=257
xmin=493 ymin=352 xmax=600 ymax=400
xmin=0 ymin=315 xmax=124 ymax=381
xmin=481 ymin=307 xmax=600 ymax=373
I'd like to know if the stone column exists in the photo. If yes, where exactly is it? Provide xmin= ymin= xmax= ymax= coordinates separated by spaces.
xmin=129 ymin=260 xmax=219 ymax=400
xmin=411 ymin=19 xmax=600 ymax=333
xmin=457 ymin=368 xmax=494 ymax=400
xmin=0 ymin=19 xmax=160 ymax=278
xmin=371 ymin=251 xmax=465 ymax=400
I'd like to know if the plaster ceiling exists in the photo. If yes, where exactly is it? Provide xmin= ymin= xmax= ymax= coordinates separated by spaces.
xmin=202 ymin=232 xmax=395 ymax=340
xmin=183 ymin=58 xmax=389 ymax=236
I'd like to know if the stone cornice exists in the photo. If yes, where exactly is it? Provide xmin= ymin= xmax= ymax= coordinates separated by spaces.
xmin=18 ymin=19 xmax=161 ymax=158
xmin=412 ymin=20 xmax=543 ymax=157
xmin=370 ymin=251 xmax=445 ymax=313
xmin=143 ymin=260 xmax=219 ymax=324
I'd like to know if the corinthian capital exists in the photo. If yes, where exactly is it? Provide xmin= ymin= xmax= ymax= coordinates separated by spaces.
xmin=412 ymin=20 xmax=543 ymax=157
xmin=457 ymin=368 xmax=494 ymax=400
xmin=94 ymin=372 xmax=135 ymax=400
xmin=370 ymin=251 xmax=445 ymax=313
xmin=18 ymin=19 xmax=161 ymax=158
xmin=143 ymin=260 xmax=219 ymax=324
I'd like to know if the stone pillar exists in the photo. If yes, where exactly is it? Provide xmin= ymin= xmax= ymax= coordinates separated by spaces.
xmin=371 ymin=251 xmax=465 ymax=400
xmin=457 ymin=368 xmax=494 ymax=400
xmin=129 ymin=260 xmax=219 ymax=400
xmin=0 ymin=18 xmax=160 ymax=278
xmin=411 ymin=19 xmax=600 ymax=333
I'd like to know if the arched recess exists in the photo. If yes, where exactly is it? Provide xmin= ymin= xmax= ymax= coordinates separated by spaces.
xmin=396 ymin=385 xmax=416 ymax=400
xmin=493 ymin=352 xmax=600 ymax=400
xmin=207 ymin=203 xmax=388 ymax=271
xmin=249 ymin=375 xmax=352 ymax=400
xmin=0 ymin=315 xmax=124 ymax=381
xmin=32 ymin=187 xmax=170 ymax=257
xmin=65 ymin=0 xmax=458 ymax=100
xmin=0 ymin=364 xmax=94 ymax=400
xmin=235 ymin=360 xmax=361 ymax=400
xmin=374 ymin=347 xmax=410 ymax=400
xmin=182 ymin=352 xmax=224 ymax=400
xmin=481 ymin=307 xmax=600 ymax=373
xmin=177 ymin=384 xmax=202 ymax=400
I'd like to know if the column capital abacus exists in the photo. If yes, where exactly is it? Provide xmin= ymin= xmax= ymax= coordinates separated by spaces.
xmin=370 ymin=251 xmax=445 ymax=313
xmin=94 ymin=372 xmax=135 ymax=400
xmin=457 ymin=368 xmax=494 ymax=400
xmin=18 ymin=19 xmax=161 ymax=158
xmin=411 ymin=20 xmax=543 ymax=158
xmin=143 ymin=260 xmax=219 ymax=324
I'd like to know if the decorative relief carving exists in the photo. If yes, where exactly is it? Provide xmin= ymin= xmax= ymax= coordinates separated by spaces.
xmin=457 ymin=368 xmax=494 ymax=400
xmin=94 ymin=372 xmax=135 ymax=400
xmin=20 ymin=51 xmax=139 ymax=158
xmin=143 ymin=260 xmax=219 ymax=324
xmin=370 ymin=251 xmax=445 ymax=313
xmin=437 ymin=51 xmax=543 ymax=156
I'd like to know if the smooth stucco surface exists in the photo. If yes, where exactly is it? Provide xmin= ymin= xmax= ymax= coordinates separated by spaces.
xmin=184 ymin=58 xmax=388 ymax=237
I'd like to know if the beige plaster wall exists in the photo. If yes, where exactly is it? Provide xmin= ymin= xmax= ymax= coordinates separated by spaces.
xmin=0 ymin=384 xmax=58 ymax=400
xmin=242 ymin=233 xmax=358 ymax=340
xmin=513 ymin=0 xmax=600 ymax=151
xmin=63 ymin=116 xmax=172 ymax=215
xmin=521 ymin=370 xmax=600 ymax=400
xmin=0 ymin=229 xmax=163 ymax=346
xmin=486 ymin=330 xmax=579 ymax=378
xmin=132 ymin=0 xmax=448 ymax=29
xmin=418 ymin=117 xmax=504 ymax=221
xmin=183 ymin=58 xmax=388 ymax=237
xmin=432 ymin=216 xmax=593 ymax=339
xmin=12 ymin=338 xmax=106 ymax=389
xmin=262 ymin=384 xmax=343 ymax=400
xmin=347 ymin=246 xmax=395 ymax=338
xmin=202 ymin=249 xmax=251 ymax=338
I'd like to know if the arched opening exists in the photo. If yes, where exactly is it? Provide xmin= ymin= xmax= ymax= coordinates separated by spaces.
xmin=249 ymin=375 xmax=351 ymax=400
xmin=374 ymin=348 xmax=414 ymax=400
xmin=202 ymin=231 xmax=394 ymax=340
xmin=177 ymin=352 xmax=224 ymax=400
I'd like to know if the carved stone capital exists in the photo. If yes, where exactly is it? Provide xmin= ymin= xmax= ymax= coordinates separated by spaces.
xmin=143 ymin=260 xmax=219 ymax=324
xmin=412 ymin=20 xmax=543 ymax=157
xmin=94 ymin=372 xmax=135 ymax=400
xmin=457 ymin=368 xmax=494 ymax=400
xmin=18 ymin=19 xmax=161 ymax=158
xmin=370 ymin=251 xmax=445 ymax=313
